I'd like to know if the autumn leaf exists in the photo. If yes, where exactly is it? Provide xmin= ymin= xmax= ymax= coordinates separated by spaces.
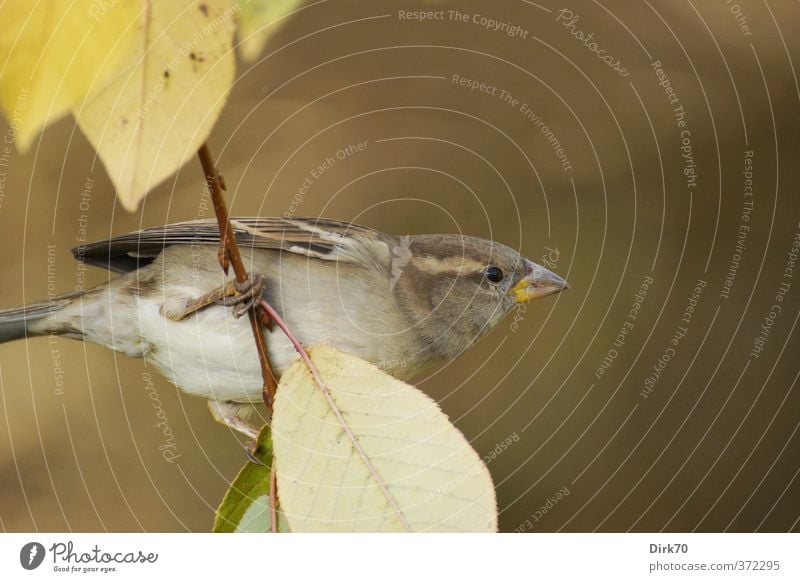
xmin=0 ymin=0 xmax=138 ymax=152
xmin=75 ymin=0 xmax=236 ymax=211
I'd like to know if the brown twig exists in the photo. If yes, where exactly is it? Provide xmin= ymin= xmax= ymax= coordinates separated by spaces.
xmin=269 ymin=462 xmax=279 ymax=533
xmin=197 ymin=143 xmax=278 ymax=409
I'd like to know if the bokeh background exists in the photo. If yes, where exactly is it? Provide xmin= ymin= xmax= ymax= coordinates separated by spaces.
xmin=1 ymin=0 xmax=799 ymax=532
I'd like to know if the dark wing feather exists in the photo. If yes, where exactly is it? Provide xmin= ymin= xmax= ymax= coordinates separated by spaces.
xmin=71 ymin=216 xmax=391 ymax=274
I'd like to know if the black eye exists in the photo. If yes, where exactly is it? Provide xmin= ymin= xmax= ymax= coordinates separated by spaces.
xmin=485 ymin=266 xmax=504 ymax=283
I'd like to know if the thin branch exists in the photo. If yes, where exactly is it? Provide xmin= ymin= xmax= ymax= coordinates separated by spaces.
xmin=269 ymin=462 xmax=279 ymax=533
xmin=197 ymin=143 xmax=277 ymax=408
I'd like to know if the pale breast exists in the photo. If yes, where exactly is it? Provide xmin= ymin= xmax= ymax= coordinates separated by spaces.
xmin=135 ymin=245 xmax=430 ymax=402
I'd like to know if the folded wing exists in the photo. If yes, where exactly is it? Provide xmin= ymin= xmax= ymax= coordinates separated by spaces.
xmin=72 ymin=216 xmax=391 ymax=273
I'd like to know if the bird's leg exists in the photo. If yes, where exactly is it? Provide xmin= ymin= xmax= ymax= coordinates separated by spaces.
xmin=161 ymin=282 xmax=237 ymax=321
xmin=216 ymin=274 xmax=265 ymax=318
xmin=207 ymin=400 xmax=260 ymax=441
xmin=161 ymin=274 xmax=267 ymax=321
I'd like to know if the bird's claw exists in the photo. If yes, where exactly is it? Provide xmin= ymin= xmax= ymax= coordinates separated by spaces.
xmin=216 ymin=273 xmax=266 ymax=319
xmin=243 ymin=445 xmax=267 ymax=466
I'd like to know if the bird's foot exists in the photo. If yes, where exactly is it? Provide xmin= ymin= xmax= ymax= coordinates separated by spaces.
xmin=208 ymin=400 xmax=261 ymax=441
xmin=161 ymin=282 xmax=237 ymax=321
xmin=216 ymin=273 xmax=265 ymax=319
xmin=161 ymin=273 xmax=269 ymax=322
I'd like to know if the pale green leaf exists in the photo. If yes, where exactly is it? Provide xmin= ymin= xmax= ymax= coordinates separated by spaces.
xmin=235 ymin=495 xmax=271 ymax=532
xmin=76 ymin=0 xmax=236 ymax=211
xmin=234 ymin=495 xmax=290 ymax=533
xmin=273 ymin=346 xmax=498 ymax=532
xmin=235 ymin=0 xmax=305 ymax=62
xmin=215 ymin=425 xmax=286 ymax=533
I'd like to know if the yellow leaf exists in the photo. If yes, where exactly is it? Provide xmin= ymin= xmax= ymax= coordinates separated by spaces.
xmin=235 ymin=0 xmax=304 ymax=62
xmin=0 ymin=0 xmax=138 ymax=152
xmin=273 ymin=346 xmax=498 ymax=532
xmin=76 ymin=0 xmax=236 ymax=211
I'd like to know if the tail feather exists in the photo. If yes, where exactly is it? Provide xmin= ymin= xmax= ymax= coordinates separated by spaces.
xmin=0 ymin=291 xmax=84 ymax=343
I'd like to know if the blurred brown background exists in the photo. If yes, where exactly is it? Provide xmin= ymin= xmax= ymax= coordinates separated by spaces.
xmin=1 ymin=0 xmax=799 ymax=532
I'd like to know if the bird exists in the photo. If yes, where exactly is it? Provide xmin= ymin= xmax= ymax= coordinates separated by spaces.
xmin=0 ymin=216 xmax=569 ymax=438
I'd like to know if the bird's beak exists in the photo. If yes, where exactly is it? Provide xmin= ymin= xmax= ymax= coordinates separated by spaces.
xmin=508 ymin=260 xmax=570 ymax=303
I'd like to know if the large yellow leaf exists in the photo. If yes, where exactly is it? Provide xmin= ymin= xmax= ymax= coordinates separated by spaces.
xmin=273 ymin=346 xmax=498 ymax=532
xmin=0 ymin=0 xmax=138 ymax=152
xmin=76 ymin=0 xmax=236 ymax=211
xmin=235 ymin=0 xmax=305 ymax=62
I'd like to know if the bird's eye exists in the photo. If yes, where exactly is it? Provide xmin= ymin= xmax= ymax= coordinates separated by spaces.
xmin=485 ymin=266 xmax=504 ymax=283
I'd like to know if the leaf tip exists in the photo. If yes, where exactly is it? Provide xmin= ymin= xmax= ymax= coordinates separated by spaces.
xmin=118 ymin=189 xmax=142 ymax=213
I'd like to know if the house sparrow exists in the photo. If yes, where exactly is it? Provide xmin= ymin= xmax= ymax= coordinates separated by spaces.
xmin=0 ymin=217 xmax=568 ymax=436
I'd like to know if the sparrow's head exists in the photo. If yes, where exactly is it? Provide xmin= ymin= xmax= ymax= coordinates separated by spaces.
xmin=394 ymin=234 xmax=569 ymax=357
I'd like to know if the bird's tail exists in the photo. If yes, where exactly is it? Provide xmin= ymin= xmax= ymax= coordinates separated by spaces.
xmin=0 ymin=290 xmax=85 ymax=343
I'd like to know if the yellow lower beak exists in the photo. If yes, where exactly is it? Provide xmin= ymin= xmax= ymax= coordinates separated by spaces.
xmin=508 ymin=262 xmax=570 ymax=303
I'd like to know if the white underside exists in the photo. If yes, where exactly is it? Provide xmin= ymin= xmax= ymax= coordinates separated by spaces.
xmin=48 ymin=246 xmax=431 ymax=403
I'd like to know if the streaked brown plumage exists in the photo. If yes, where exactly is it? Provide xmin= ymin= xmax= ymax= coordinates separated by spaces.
xmin=0 ymin=216 xmax=569 ymax=436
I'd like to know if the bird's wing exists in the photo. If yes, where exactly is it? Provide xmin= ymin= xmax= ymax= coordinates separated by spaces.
xmin=71 ymin=216 xmax=392 ymax=274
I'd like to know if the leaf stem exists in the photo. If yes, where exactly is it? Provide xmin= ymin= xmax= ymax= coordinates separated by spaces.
xmin=197 ymin=143 xmax=277 ymax=408
xmin=259 ymin=300 xmax=411 ymax=531
xmin=269 ymin=461 xmax=278 ymax=533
